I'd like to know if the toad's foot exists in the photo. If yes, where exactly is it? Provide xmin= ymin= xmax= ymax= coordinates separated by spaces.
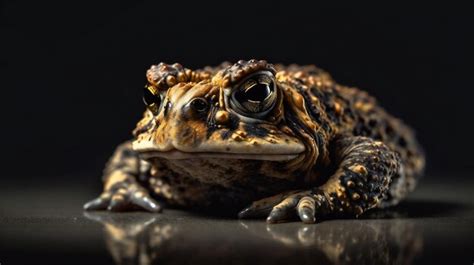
xmin=238 ymin=190 xmax=329 ymax=224
xmin=239 ymin=136 xmax=403 ymax=224
xmin=83 ymin=180 xmax=162 ymax=213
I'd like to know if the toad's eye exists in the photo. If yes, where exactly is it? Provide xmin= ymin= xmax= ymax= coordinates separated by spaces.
xmin=230 ymin=72 xmax=277 ymax=118
xmin=143 ymin=86 xmax=161 ymax=115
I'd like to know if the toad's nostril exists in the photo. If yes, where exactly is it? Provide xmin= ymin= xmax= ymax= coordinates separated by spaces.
xmin=190 ymin=98 xmax=209 ymax=113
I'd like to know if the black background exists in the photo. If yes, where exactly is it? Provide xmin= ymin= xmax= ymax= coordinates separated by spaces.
xmin=1 ymin=1 xmax=473 ymax=183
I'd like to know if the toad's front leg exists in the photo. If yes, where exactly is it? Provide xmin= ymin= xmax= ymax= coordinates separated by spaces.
xmin=239 ymin=136 xmax=401 ymax=223
xmin=83 ymin=141 xmax=162 ymax=212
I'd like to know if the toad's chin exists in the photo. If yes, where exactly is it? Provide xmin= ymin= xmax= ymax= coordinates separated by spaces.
xmin=138 ymin=149 xmax=299 ymax=161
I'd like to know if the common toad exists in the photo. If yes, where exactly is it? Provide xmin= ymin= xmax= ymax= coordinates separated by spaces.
xmin=84 ymin=60 xmax=425 ymax=223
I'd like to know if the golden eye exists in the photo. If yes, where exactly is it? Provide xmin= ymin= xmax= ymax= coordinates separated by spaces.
xmin=143 ymin=86 xmax=161 ymax=115
xmin=230 ymin=71 xmax=277 ymax=118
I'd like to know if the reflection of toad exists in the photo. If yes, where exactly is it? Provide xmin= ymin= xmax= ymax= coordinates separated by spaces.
xmin=84 ymin=213 xmax=177 ymax=264
xmin=242 ymin=220 xmax=423 ymax=265
xmin=85 ymin=212 xmax=423 ymax=265
xmin=84 ymin=59 xmax=425 ymax=223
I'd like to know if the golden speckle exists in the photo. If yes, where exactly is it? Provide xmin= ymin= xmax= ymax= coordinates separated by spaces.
xmin=369 ymin=197 xmax=379 ymax=205
xmin=354 ymin=101 xmax=373 ymax=112
xmin=281 ymin=126 xmax=293 ymax=134
xmin=231 ymin=134 xmax=244 ymax=141
xmin=351 ymin=193 xmax=360 ymax=200
xmin=336 ymin=191 xmax=345 ymax=199
xmin=221 ymin=78 xmax=230 ymax=87
xmin=177 ymin=72 xmax=186 ymax=82
xmin=185 ymin=69 xmax=192 ymax=79
xmin=334 ymin=102 xmax=343 ymax=115
xmin=294 ymin=71 xmax=305 ymax=79
xmin=346 ymin=180 xmax=355 ymax=188
xmin=200 ymin=71 xmax=210 ymax=80
xmin=111 ymin=194 xmax=125 ymax=201
xmin=236 ymin=130 xmax=247 ymax=137
xmin=166 ymin=75 xmax=177 ymax=86
xmin=117 ymin=188 xmax=127 ymax=195
xmin=215 ymin=110 xmax=229 ymax=124
xmin=293 ymin=93 xmax=305 ymax=109
xmin=349 ymin=164 xmax=368 ymax=176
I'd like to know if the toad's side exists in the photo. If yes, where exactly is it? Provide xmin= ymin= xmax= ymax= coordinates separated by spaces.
xmin=84 ymin=60 xmax=425 ymax=223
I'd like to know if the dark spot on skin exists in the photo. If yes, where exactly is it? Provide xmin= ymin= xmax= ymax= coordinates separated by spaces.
xmin=368 ymin=119 xmax=377 ymax=128
xmin=398 ymin=137 xmax=407 ymax=147
xmin=385 ymin=125 xmax=395 ymax=136
xmin=243 ymin=123 xmax=268 ymax=137
xmin=221 ymin=130 xmax=233 ymax=140
xmin=226 ymin=147 xmax=231 ymax=151
xmin=161 ymin=175 xmax=170 ymax=182
xmin=218 ymin=114 xmax=240 ymax=140
xmin=228 ymin=115 xmax=240 ymax=130
xmin=373 ymin=133 xmax=382 ymax=140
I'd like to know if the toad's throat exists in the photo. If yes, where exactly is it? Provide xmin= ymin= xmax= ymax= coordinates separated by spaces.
xmin=139 ymin=150 xmax=299 ymax=161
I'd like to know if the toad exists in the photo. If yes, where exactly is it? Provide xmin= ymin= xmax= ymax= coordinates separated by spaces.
xmin=84 ymin=60 xmax=425 ymax=223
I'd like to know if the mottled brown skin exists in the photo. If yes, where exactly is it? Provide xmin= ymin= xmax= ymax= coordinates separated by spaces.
xmin=84 ymin=59 xmax=425 ymax=224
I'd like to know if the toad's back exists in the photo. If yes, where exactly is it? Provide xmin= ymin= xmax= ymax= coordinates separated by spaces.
xmin=278 ymin=64 xmax=425 ymax=205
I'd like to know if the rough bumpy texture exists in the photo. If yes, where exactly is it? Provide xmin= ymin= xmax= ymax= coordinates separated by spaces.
xmin=84 ymin=59 xmax=425 ymax=224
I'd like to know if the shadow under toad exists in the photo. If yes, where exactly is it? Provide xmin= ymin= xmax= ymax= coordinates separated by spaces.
xmin=361 ymin=198 xmax=469 ymax=219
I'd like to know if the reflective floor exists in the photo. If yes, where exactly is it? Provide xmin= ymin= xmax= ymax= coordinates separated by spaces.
xmin=1 ymin=175 xmax=473 ymax=265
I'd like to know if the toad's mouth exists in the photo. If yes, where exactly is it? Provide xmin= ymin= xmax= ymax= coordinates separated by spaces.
xmin=139 ymin=149 xmax=299 ymax=161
